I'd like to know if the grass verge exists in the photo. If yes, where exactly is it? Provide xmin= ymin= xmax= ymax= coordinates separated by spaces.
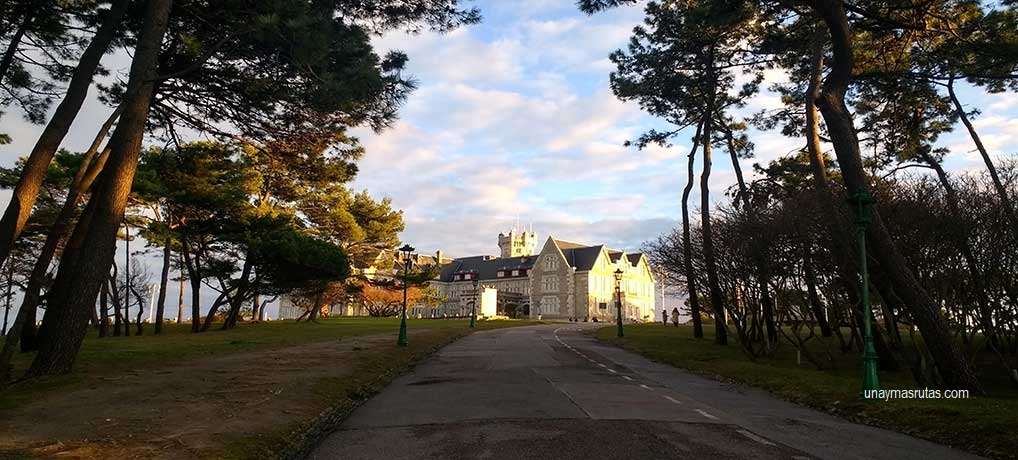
xmin=220 ymin=326 xmax=479 ymax=460
xmin=596 ymin=323 xmax=1017 ymax=460
xmin=1 ymin=317 xmax=540 ymax=460
xmin=1 ymin=317 xmax=537 ymax=411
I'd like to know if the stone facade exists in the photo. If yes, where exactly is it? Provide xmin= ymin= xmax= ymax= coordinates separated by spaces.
xmin=529 ymin=237 xmax=656 ymax=322
xmin=431 ymin=231 xmax=657 ymax=322
xmin=498 ymin=228 xmax=537 ymax=258
xmin=431 ymin=255 xmax=536 ymax=317
xmin=278 ymin=230 xmax=657 ymax=322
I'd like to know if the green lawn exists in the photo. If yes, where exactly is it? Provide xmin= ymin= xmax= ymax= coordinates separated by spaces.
xmin=1 ymin=317 xmax=539 ymax=411
xmin=596 ymin=323 xmax=1017 ymax=460
xmin=1 ymin=317 xmax=542 ymax=460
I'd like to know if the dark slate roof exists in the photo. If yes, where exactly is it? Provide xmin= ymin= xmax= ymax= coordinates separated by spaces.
xmin=552 ymin=239 xmax=587 ymax=250
xmin=436 ymin=239 xmax=643 ymax=282
xmin=438 ymin=255 xmax=537 ymax=282
xmin=560 ymin=245 xmax=604 ymax=271
xmin=626 ymin=253 xmax=644 ymax=266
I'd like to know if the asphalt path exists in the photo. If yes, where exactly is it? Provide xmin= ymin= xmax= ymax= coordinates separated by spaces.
xmin=309 ymin=323 xmax=983 ymax=460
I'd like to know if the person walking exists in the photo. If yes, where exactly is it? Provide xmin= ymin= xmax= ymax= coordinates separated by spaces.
xmin=661 ymin=309 xmax=668 ymax=326
xmin=670 ymin=307 xmax=680 ymax=327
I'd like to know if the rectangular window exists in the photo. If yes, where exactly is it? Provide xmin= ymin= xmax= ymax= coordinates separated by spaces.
xmin=512 ymin=269 xmax=519 ymax=276
xmin=497 ymin=271 xmax=505 ymax=278
xmin=542 ymin=275 xmax=559 ymax=293
xmin=541 ymin=296 xmax=560 ymax=314
xmin=541 ymin=274 xmax=557 ymax=293
xmin=544 ymin=257 xmax=558 ymax=270
xmin=598 ymin=302 xmax=607 ymax=310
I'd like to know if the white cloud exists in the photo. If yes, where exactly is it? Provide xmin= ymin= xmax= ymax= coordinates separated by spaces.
xmin=987 ymin=93 xmax=1018 ymax=112
xmin=5 ymin=0 xmax=1018 ymax=271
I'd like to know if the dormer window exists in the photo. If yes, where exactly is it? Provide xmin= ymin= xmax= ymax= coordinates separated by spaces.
xmin=497 ymin=270 xmax=505 ymax=278
xmin=454 ymin=274 xmax=461 ymax=281
xmin=512 ymin=269 xmax=519 ymax=276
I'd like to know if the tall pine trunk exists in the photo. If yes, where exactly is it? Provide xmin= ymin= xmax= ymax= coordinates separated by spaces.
xmin=177 ymin=267 xmax=185 ymax=324
xmin=0 ymin=263 xmax=26 ymax=381
xmin=15 ymin=108 xmax=118 ymax=352
xmin=917 ymin=150 xmax=997 ymax=337
xmin=811 ymin=0 xmax=981 ymax=391
xmin=130 ymin=284 xmax=145 ymax=336
xmin=110 ymin=267 xmax=122 ymax=337
xmin=27 ymin=0 xmax=174 ymax=377
xmin=154 ymin=241 xmax=171 ymax=334
xmin=122 ymin=220 xmax=132 ymax=339
xmin=190 ymin=273 xmax=202 ymax=332
xmin=181 ymin=245 xmax=203 ymax=332
xmin=99 ymin=281 xmax=110 ymax=338
xmin=0 ymin=0 xmax=130 ymax=269
xmin=0 ymin=3 xmax=34 ymax=85
xmin=947 ymin=77 xmax=1017 ymax=231
xmin=722 ymin=126 xmax=777 ymax=345
xmin=202 ymin=290 xmax=230 ymax=332
xmin=700 ymin=50 xmax=727 ymax=346
xmin=222 ymin=257 xmax=253 ymax=330
xmin=682 ymin=122 xmax=705 ymax=339
xmin=918 ymin=150 xmax=1016 ymax=383
xmin=805 ymin=24 xmax=829 ymax=192
xmin=802 ymin=244 xmax=833 ymax=337
xmin=806 ymin=12 xmax=899 ymax=373
xmin=2 ymin=266 xmax=11 ymax=336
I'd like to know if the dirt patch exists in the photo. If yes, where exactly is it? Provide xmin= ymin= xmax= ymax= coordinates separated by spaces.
xmin=0 ymin=332 xmax=412 ymax=460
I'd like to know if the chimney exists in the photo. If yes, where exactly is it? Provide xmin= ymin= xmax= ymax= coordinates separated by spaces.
xmin=436 ymin=249 xmax=443 ymax=264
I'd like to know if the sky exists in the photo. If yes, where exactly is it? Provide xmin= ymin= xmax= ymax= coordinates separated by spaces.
xmin=2 ymin=0 xmax=1017 ymax=322
xmin=342 ymin=0 xmax=1018 ymax=258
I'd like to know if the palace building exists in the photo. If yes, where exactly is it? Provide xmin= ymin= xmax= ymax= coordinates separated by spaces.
xmin=279 ymin=228 xmax=658 ymax=322
xmin=431 ymin=228 xmax=657 ymax=322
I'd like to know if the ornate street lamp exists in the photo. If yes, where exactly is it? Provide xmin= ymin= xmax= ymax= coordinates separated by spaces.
xmin=848 ymin=191 xmax=881 ymax=396
xmin=614 ymin=268 xmax=624 ymax=337
xmin=470 ymin=276 xmax=479 ymax=328
xmin=397 ymin=244 xmax=414 ymax=347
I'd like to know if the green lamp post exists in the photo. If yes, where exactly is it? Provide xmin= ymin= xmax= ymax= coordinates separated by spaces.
xmin=397 ymin=244 xmax=414 ymax=347
xmin=614 ymin=268 xmax=624 ymax=338
xmin=470 ymin=277 xmax=478 ymax=328
xmin=847 ymin=191 xmax=882 ymax=396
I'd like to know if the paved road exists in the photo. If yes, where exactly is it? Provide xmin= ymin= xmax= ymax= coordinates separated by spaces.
xmin=309 ymin=324 xmax=982 ymax=460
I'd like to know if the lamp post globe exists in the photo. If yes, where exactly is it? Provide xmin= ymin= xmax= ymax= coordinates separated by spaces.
xmin=397 ymin=244 xmax=414 ymax=347
xmin=614 ymin=268 xmax=624 ymax=338
xmin=470 ymin=277 xmax=479 ymax=328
